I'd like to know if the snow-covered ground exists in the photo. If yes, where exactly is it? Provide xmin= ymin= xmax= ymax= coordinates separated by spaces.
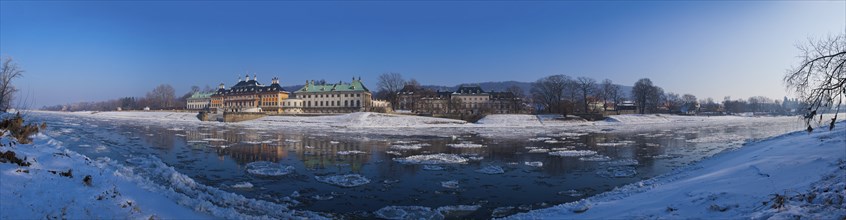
xmin=0 ymin=133 xmax=327 ymax=219
xmin=32 ymin=111 xmax=813 ymax=139
xmin=505 ymin=121 xmax=846 ymax=219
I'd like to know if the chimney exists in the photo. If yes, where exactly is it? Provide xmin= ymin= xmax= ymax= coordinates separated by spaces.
xmin=245 ymin=74 xmax=249 ymax=81
xmin=219 ymin=83 xmax=225 ymax=89
xmin=238 ymin=76 xmax=242 ymax=82
xmin=253 ymin=74 xmax=257 ymax=81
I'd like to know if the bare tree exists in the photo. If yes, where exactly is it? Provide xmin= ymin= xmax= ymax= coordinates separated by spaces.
xmin=576 ymin=77 xmax=597 ymax=113
xmin=682 ymin=94 xmax=697 ymax=114
xmin=784 ymin=34 xmax=846 ymax=131
xmin=600 ymin=79 xmax=620 ymax=112
xmin=506 ymin=85 xmax=525 ymax=113
xmin=665 ymin=92 xmax=681 ymax=112
xmin=531 ymin=75 xmax=571 ymax=115
xmin=406 ymin=78 xmax=421 ymax=87
xmin=0 ymin=57 xmax=24 ymax=112
xmin=377 ymin=72 xmax=406 ymax=109
xmin=146 ymin=84 xmax=176 ymax=109
xmin=632 ymin=78 xmax=663 ymax=114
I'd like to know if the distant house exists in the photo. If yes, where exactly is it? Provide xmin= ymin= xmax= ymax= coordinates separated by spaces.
xmin=616 ymin=101 xmax=637 ymax=114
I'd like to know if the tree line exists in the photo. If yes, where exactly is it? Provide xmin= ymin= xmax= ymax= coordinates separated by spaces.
xmin=41 ymin=84 xmax=215 ymax=112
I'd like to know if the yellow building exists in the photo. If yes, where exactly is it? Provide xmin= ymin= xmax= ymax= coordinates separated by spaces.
xmin=210 ymin=74 xmax=290 ymax=113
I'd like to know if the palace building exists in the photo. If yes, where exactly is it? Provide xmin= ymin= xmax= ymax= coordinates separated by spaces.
xmin=209 ymin=74 xmax=290 ymax=113
xmin=292 ymin=77 xmax=378 ymax=113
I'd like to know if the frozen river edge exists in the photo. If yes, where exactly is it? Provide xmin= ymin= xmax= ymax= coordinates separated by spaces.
xmin=2 ymin=111 xmax=842 ymax=219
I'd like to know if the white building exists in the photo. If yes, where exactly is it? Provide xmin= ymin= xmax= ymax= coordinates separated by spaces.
xmin=186 ymin=92 xmax=214 ymax=110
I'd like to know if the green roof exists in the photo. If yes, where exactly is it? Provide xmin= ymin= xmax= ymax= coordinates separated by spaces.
xmin=296 ymin=79 xmax=369 ymax=93
xmin=189 ymin=91 xmax=215 ymax=99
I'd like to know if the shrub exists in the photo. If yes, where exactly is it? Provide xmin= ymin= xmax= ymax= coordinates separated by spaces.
xmin=0 ymin=112 xmax=43 ymax=145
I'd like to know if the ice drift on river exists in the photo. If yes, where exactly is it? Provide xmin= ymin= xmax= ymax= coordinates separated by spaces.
xmin=314 ymin=174 xmax=371 ymax=187
xmin=476 ymin=165 xmax=505 ymax=174
xmin=393 ymin=153 xmax=469 ymax=165
xmin=245 ymin=161 xmax=296 ymax=177
xmin=548 ymin=150 xmax=597 ymax=157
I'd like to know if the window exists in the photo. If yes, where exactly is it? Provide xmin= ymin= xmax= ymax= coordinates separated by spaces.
xmin=356 ymin=100 xmax=361 ymax=107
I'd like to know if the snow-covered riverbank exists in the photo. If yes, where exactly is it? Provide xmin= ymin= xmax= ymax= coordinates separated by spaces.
xmin=506 ymin=121 xmax=846 ymax=219
xmin=0 ymin=133 xmax=327 ymax=219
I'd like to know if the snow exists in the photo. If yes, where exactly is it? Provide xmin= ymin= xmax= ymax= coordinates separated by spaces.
xmin=548 ymin=150 xmax=598 ymax=157
xmin=505 ymin=122 xmax=846 ymax=219
xmin=314 ymin=174 xmax=371 ymax=187
xmin=32 ymin=111 xmax=817 ymax=140
xmin=245 ymin=161 xmax=296 ymax=177
xmin=393 ymin=153 xmax=469 ymax=165
xmin=0 ymin=134 xmax=326 ymax=219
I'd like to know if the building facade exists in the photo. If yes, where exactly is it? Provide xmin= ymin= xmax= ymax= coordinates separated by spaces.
xmin=397 ymin=84 xmax=522 ymax=115
xmin=186 ymin=92 xmax=214 ymax=110
xmin=293 ymin=77 xmax=376 ymax=113
xmin=210 ymin=75 xmax=290 ymax=113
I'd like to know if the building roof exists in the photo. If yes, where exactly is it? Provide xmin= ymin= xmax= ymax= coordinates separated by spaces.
xmin=214 ymin=75 xmax=288 ymax=96
xmin=454 ymin=84 xmax=486 ymax=95
xmin=189 ymin=91 xmax=215 ymax=99
xmin=296 ymin=78 xmax=370 ymax=93
xmin=490 ymin=91 xmax=517 ymax=99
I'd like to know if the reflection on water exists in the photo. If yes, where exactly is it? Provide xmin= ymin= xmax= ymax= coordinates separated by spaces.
xmin=32 ymin=113 xmax=802 ymax=218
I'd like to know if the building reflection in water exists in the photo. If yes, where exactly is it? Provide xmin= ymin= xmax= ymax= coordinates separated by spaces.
xmin=183 ymin=128 xmax=371 ymax=172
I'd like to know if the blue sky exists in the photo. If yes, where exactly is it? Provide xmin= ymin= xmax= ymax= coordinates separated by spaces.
xmin=1 ymin=1 xmax=843 ymax=107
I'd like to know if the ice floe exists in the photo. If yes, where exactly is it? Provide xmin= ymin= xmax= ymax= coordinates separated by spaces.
xmin=446 ymin=143 xmax=486 ymax=148
xmin=314 ymin=174 xmax=371 ymax=187
xmin=528 ymin=137 xmax=553 ymax=142
xmin=231 ymin=182 xmax=254 ymax=189
xmin=389 ymin=143 xmax=430 ymax=150
xmin=374 ymin=205 xmax=479 ymax=220
xmin=441 ymin=180 xmax=460 ymax=189
xmin=475 ymin=165 xmax=505 ymax=174
xmin=527 ymin=148 xmax=550 ymax=153
xmin=548 ymin=150 xmax=598 ymax=157
xmin=393 ymin=154 xmax=469 ymax=165
xmin=245 ymin=161 xmax=296 ymax=177
xmin=578 ymin=154 xmax=612 ymax=161
xmin=525 ymin=161 xmax=544 ymax=167
xmin=336 ymin=150 xmax=366 ymax=155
